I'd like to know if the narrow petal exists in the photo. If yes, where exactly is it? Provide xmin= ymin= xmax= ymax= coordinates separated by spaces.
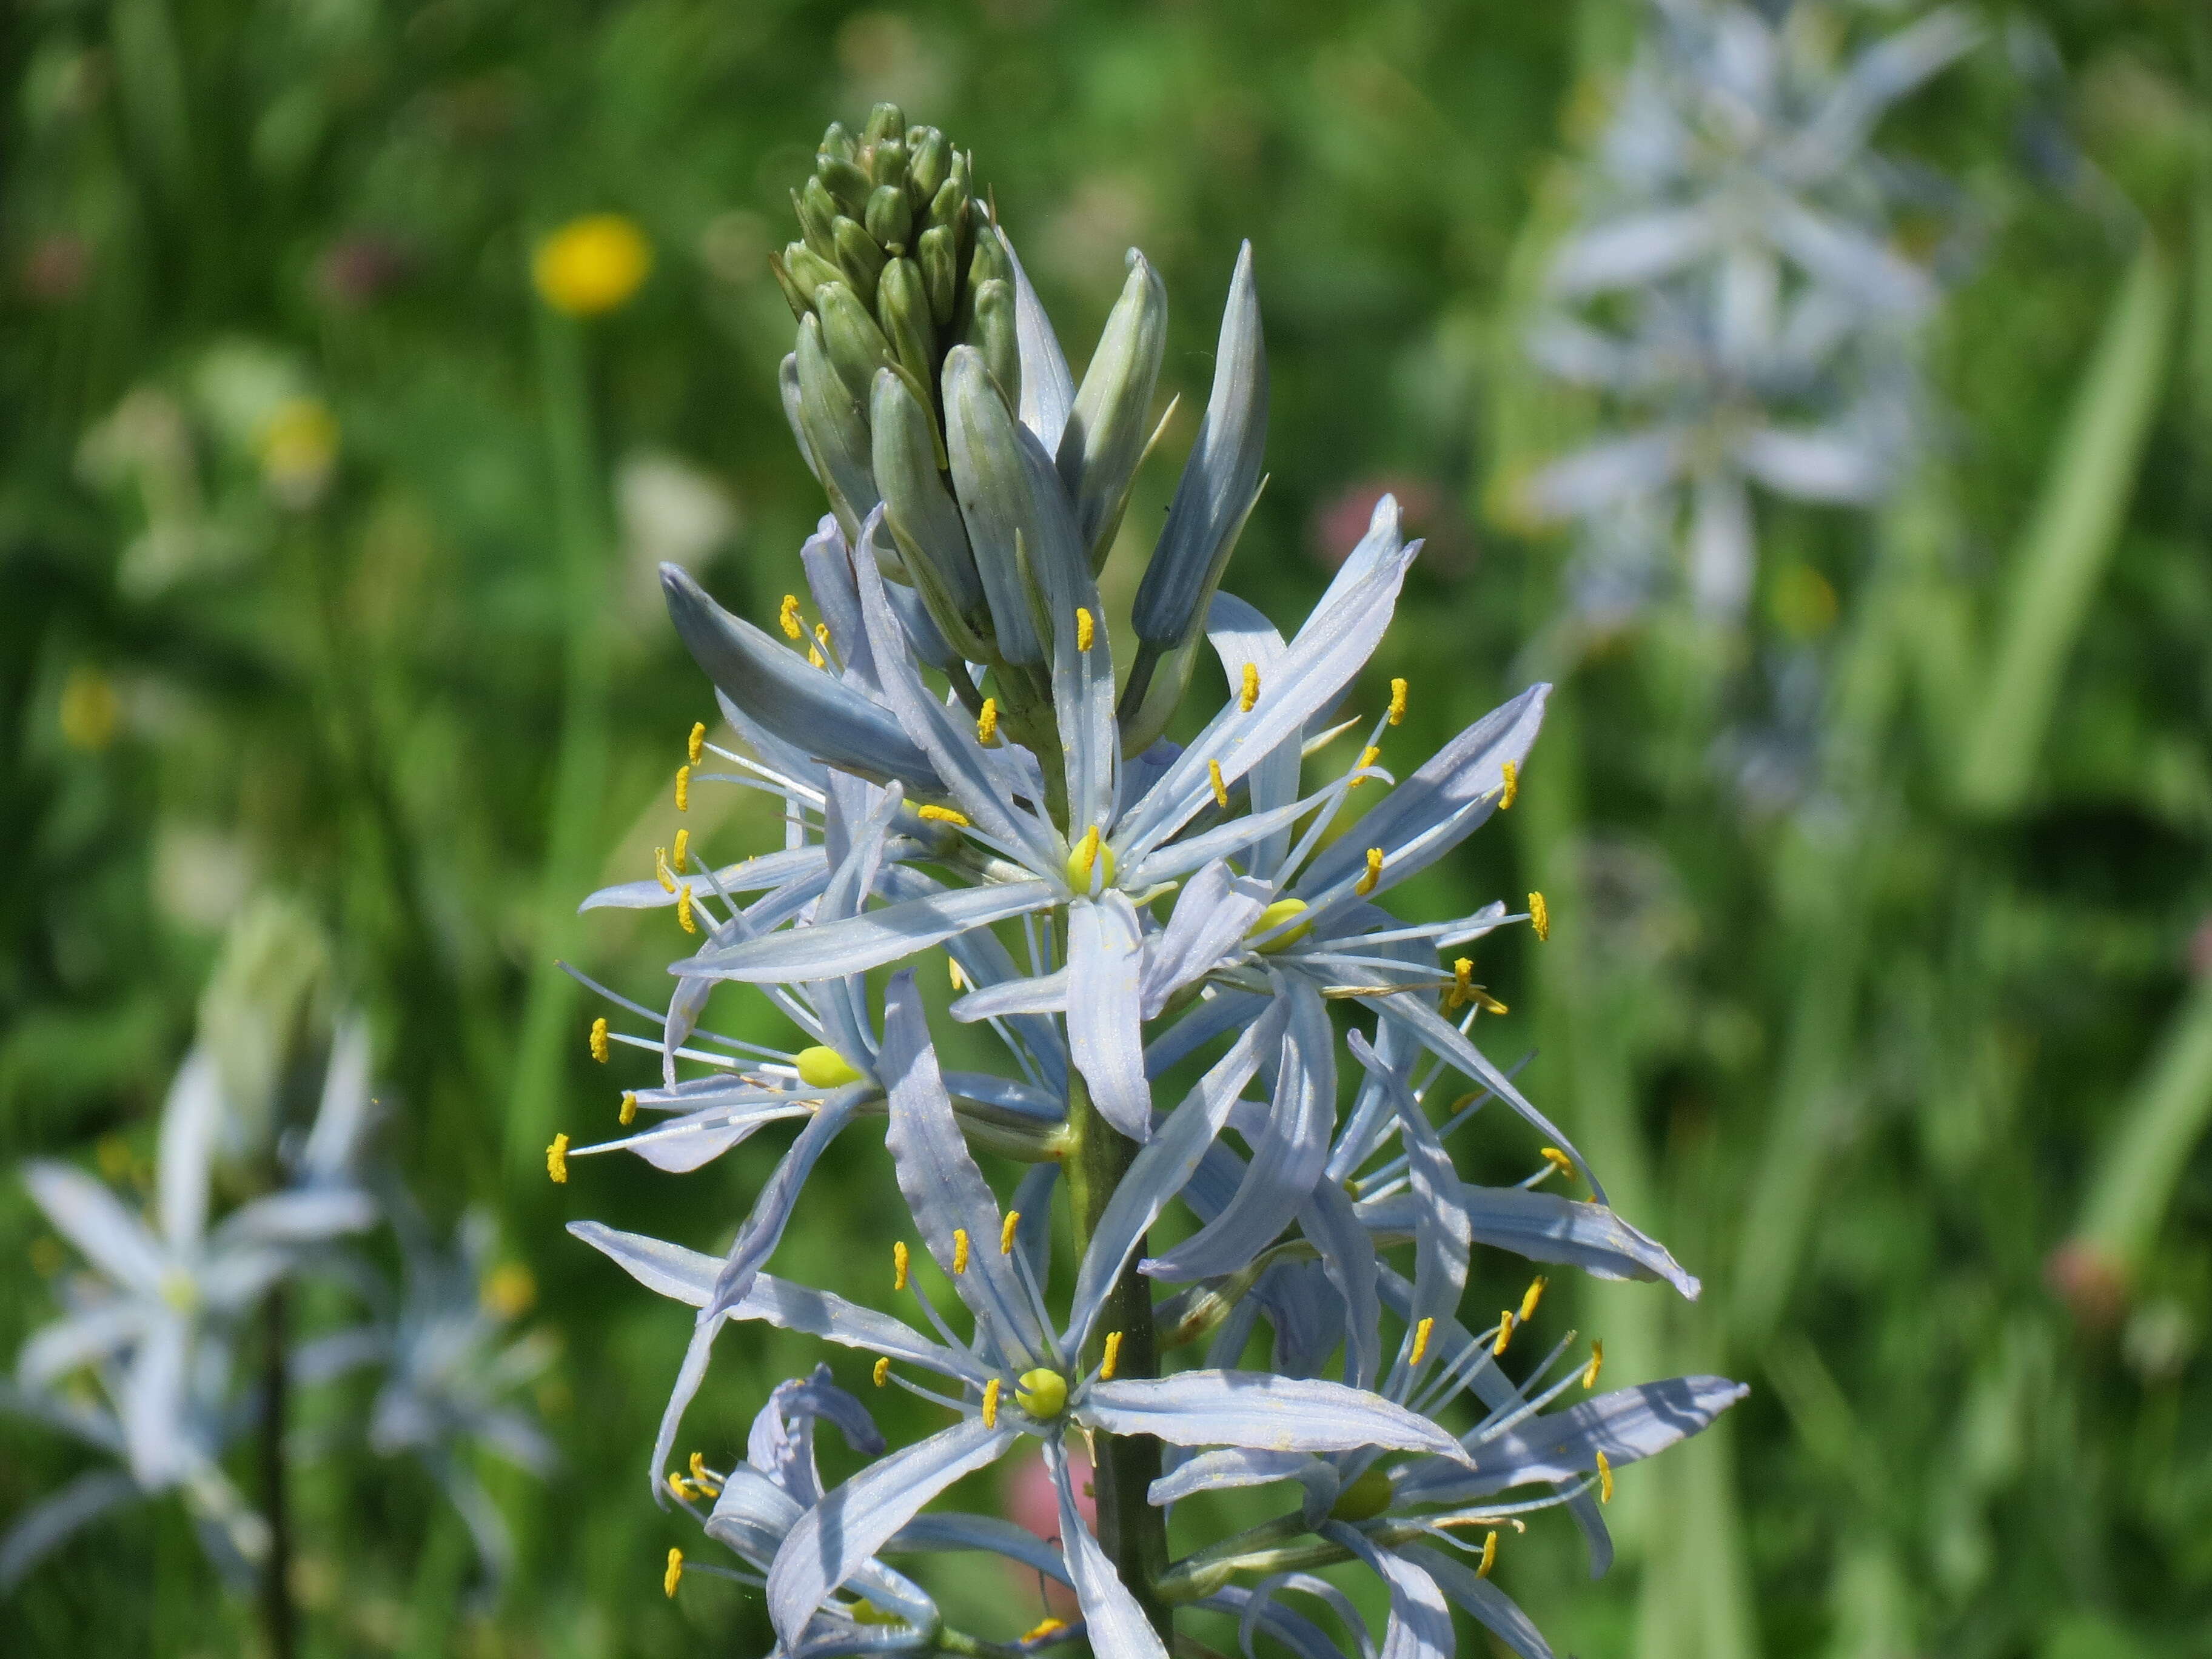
xmin=1400 ymin=1544 xmax=1555 ymax=1659
xmin=1066 ymin=894 xmax=1152 ymax=1142
xmin=880 ymin=973 xmax=1050 ymax=1366
xmin=888 ymin=1512 xmax=1073 ymax=1586
xmin=678 ymin=881 xmax=1058 ymax=984
xmin=1298 ymin=1178 xmax=1381 ymax=1393
xmin=581 ymin=847 xmax=826 ymax=913
xmin=768 ymin=1417 xmax=1017 ymax=1649
xmin=0 ymin=1470 xmax=141 ymax=1592
xmin=1345 ymin=1033 xmax=1469 ymax=1364
xmin=951 ymin=969 xmax=1068 ymax=1022
xmin=1358 ymin=1184 xmax=1700 ymax=1298
xmin=154 ymin=1050 xmax=222 ymax=1250
xmin=22 ymin=1163 xmax=167 ymax=1296
xmin=1138 ymin=862 xmax=1269 ymax=1018
xmin=1321 ymin=1528 xmax=1453 ymax=1659
xmin=18 ymin=1303 xmax=150 ymax=1388
xmin=1080 ymin=1372 xmax=1473 ymax=1465
xmin=1146 ymin=1446 xmax=1329 ymax=1508
xmin=299 ymin=1018 xmax=377 ymax=1184
xmin=1195 ymin=1587 xmax=1352 ymax=1659
xmin=1048 ymin=1438 xmax=1168 ymax=1659
xmin=999 ymin=226 xmax=1075 ymax=453
xmin=1204 ymin=593 xmax=1301 ymax=876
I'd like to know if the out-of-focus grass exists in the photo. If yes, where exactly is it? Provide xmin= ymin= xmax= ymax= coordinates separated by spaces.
xmin=2 ymin=2 xmax=2209 ymax=1655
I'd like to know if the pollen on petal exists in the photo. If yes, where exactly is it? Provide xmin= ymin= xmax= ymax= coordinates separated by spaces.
xmin=1355 ymin=847 xmax=1383 ymax=897
xmin=952 ymin=1228 xmax=970 ymax=1275
xmin=687 ymin=721 xmax=705 ymax=763
xmin=917 ymin=804 xmax=971 ymax=826
xmin=589 ymin=1018 xmax=609 ymax=1063
xmin=1239 ymin=662 xmax=1260 ymax=712
xmin=1388 ymin=678 xmax=1409 ymax=726
xmin=1529 ymin=890 xmax=1550 ymax=941
xmin=664 ymin=1546 xmax=683 ymax=1597
xmin=546 ymin=1133 xmax=569 ymax=1184
xmin=1075 ymin=608 xmax=1094 ymax=652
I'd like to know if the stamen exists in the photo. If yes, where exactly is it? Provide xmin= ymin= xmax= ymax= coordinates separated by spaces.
xmin=1349 ymin=744 xmax=1381 ymax=786
xmin=1388 ymin=678 xmax=1409 ymax=726
xmin=1477 ymin=1530 xmax=1498 ymax=1578
xmin=1064 ymin=825 xmax=1113 ymax=890
xmin=620 ymin=1092 xmax=637 ymax=1126
xmin=949 ymin=956 xmax=967 ymax=991
xmin=668 ymin=1472 xmax=694 ymax=1502
xmin=1596 ymin=1450 xmax=1614 ymax=1504
xmin=1101 ymin=1330 xmax=1124 ymax=1381
xmin=1529 ymin=890 xmax=1550 ymax=942
xmin=589 ymin=1019 xmax=609 ymax=1063
xmin=675 ymin=764 xmax=691 ymax=812
xmin=546 ymin=1133 xmax=569 ymax=1184
xmin=1519 ymin=1276 xmax=1548 ymax=1323
xmin=1493 ymin=1312 xmax=1515 ymax=1356
xmin=779 ymin=594 xmax=803 ymax=640
xmin=677 ymin=885 xmax=697 ymax=934
xmin=1581 ymin=1341 xmax=1603 ymax=1389
xmin=816 ymin=620 xmax=833 ymax=651
xmin=807 ymin=644 xmax=825 ymax=669
xmin=687 ymin=721 xmax=705 ymax=763
xmin=981 ymin=1376 xmax=1001 ymax=1427
xmin=1499 ymin=760 xmax=1518 ymax=809
xmin=1208 ymin=759 xmax=1228 ymax=809
xmin=797 ymin=1046 xmax=863 ymax=1088
xmin=672 ymin=828 xmax=689 ymax=870
xmin=1539 ymin=1147 xmax=1575 ymax=1182
xmin=874 ymin=1356 xmax=891 ymax=1387
xmin=665 ymin=1547 xmax=683 ymax=1597
xmin=1355 ymin=846 xmax=1383 ymax=896
xmin=976 ymin=698 xmax=998 ymax=744
xmin=952 ymin=1228 xmax=970 ymax=1275
xmin=654 ymin=848 xmax=677 ymax=894
xmin=1075 ymin=607 xmax=1094 ymax=651
xmin=1022 ymin=1618 xmax=1069 ymax=1644
xmin=689 ymin=1452 xmax=719 ymax=1495
xmin=1000 ymin=1212 xmax=1021 ymax=1255
xmin=1239 ymin=663 xmax=1259 ymax=712
xmin=893 ymin=1241 xmax=909 ymax=1292
xmin=1447 ymin=958 xmax=1474 ymax=1010
xmin=1410 ymin=1316 xmax=1434 ymax=1366
xmin=917 ymin=804 xmax=971 ymax=826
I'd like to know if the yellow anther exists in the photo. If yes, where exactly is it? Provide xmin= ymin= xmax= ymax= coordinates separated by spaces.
xmin=664 ymin=1546 xmax=683 ymax=1597
xmin=1519 ymin=1276 xmax=1548 ymax=1324
xmin=1075 ymin=608 xmax=1094 ymax=652
xmin=1539 ymin=1147 xmax=1575 ymax=1182
xmin=1499 ymin=760 xmax=1518 ymax=809
xmin=1388 ymin=678 xmax=1409 ymax=726
xmin=873 ymin=1356 xmax=891 ymax=1387
xmin=976 ymin=698 xmax=999 ymax=745
xmin=546 ymin=1133 xmax=569 ymax=1184
xmin=1493 ymin=1311 xmax=1515 ymax=1356
xmin=1596 ymin=1450 xmax=1614 ymax=1504
xmin=893 ymin=1241 xmax=909 ymax=1292
xmin=1529 ymin=891 xmax=1550 ymax=942
xmin=677 ymin=885 xmax=697 ymax=934
xmin=807 ymin=644 xmax=825 ymax=669
xmin=1021 ymin=1618 xmax=1069 ymax=1644
xmin=1410 ymin=1316 xmax=1434 ymax=1366
xmin=687 ymin=721 xmax=705 ymax=764
xmin=672 ymin=828 xmax=689 ymax=870
xmin=1101 ymin=1330 xmax=1124 ymax=1381
xmin=1000 ymin=1212 xmax=1021 ymax=1255
xmin=949 ymin=956 xmax=967 ymax=991
xmin=1355 ymin=847 xmax=1384 ymax=896
xmin=1447 ymin=958 xmax=1474 ymax=1010
xmin=1239 ymin=663 xmax=1260 ymax=712
xmin=675 ymin=764 xmax=691 ymax=812
xmin=689 ymin=1452 xmax=720 ymax=1495
xmin=589 ymin=1018 xmax=609 ymax=1063
xmin=1477 ymin=1530 xmax=1498 ymax=1579
xmin=1208 ymin=758 xmax=1228 ymax=809
xmin=620 ymin=1092 xmax=637 ymax=1126
xmin=1064 ymin=825 xmax=1113 ymax=890
xmin=1249 ymin=898 xmax=1313 ymax=951
xmin=952 ymin=1228 xmax=970 ymax=1275
xmin=1349 ymin=745 xmax=1381 ymax=786
xmin=797 ymin=1047 xmax=863 ymax=1088
xmin=917 ymin=804 xmax=971 ymax=826
xmin=816 ymin=620 xmax=833 ymax=651
xmin=654 ymin=847 xmax=677 ymax=894
xmin=668 ymin=1472 xmax=694 ymax=1502
xmin=981 ymin=1377 xmax=1001 ymax=1428
xmin=779 ymin=594 xmax=803 ymax=640
xmin=1016 ymin=1368 xmax=1068 ymax=1418
xmin=1582 ymin=1340 xmax=1603 ymax=1390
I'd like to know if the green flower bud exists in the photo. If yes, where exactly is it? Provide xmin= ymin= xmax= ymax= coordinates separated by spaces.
xmin=861 ymin=101 xmax=904 ymax=147
xmin=795 ymin=179 xmax=840 ymax=260
xmin=876 ymin=257 xmax=938 ymax=394
xmin=873 ymin=369 xmax=993 ymax=661
xmin=816 ymin=154 xmax=872 ymax=218
xmin=909 ymin=129 xmax=950 ymax=202
xmin=943 ymin=346 xmax=1050 ymax=666
xmin=919 ymin=226 xmax=960 ymax=327
xmin=819 ymin=121 xmax=856 ymax=164
xmin=868 ymin=137 xmax=908 ymax=191
xmin=830 ymin=217 xmax=885 ymax=307
xmin=968 ymin=227 xmax=1011 ymax=293
xmin=927 ymin=176 xmax=970 ymax=235
xmin=865 ymin=183 xmax=914 ymax=255
xmin=814 ymin=280 xmax=900 ymax=409
xmin=769 ymin=250 xmax=814 ymax=321
xmin=970 ymin=277 xmax=1021 ymax=412
xmin=1057 ymin=251 xmax=1169 ymax=569
xmin=783 ymin=243 xmax=843 ymax=303
xmin=794 ymin=313 xmax=880 ymax=540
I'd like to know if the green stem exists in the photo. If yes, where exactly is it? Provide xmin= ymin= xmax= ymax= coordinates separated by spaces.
xmin=258 ymin=1284 xmax=296 ymax=1659
xmin=1061 ymin=1067 xmax=1171 ymax=1640
xmin=504 ymin=302 xmax=615 ymax=1183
